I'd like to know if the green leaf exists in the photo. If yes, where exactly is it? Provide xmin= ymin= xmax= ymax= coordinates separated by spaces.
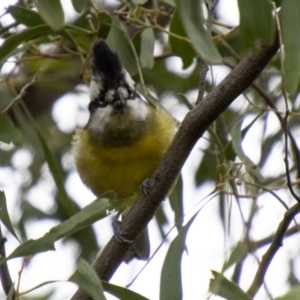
xmin=237 ymin=0 xmax=274 ymax=49
xmin=71 ymin=0 xmax=87 ymax=13
xmin=35 ymin=0 xmax=64 ymax=31
xmin=281 ymin=0 xmax=300 ymax=94
xmin=69 ymin=259 xmax=106 ymax=300
xmin=275 ymin=286 xmax=300 ymax=300
xmin=0 ymin=191 xmax=20 ymax=242
xmin=209 ymin=271 xmax=252 ymax=300
xmin=102 ymin=282 xmax=149 ymax=300
xmin=106 ymin=18 xmax=138 ymax=75
xmin=0 ymin=25 xmax=52 ymax=62
xmin=7 ymin=5 xmax=45 ymax=27
xmin=34 ymin=128 xmax=77 ymax=217
xmin=160 ymin=212 xmax=198 ymax=300
xmin=176 ymin=0 xmax=221 ymax=63
xmin=0 ymin=114 xmax=22 ymax=144
xmin=6 ymin=284 xmax=15 ymax=300
xmin=140 ymin=20 xmax=155 ymax=69
xmin=169 ymin=175 xmax=184 ymax=230
xmin=222 ymin=242 xmax=248 ymax=272
xmin=5 ymin=192 xmax=122 ymax=260
xmin=177 ymin=93 xmax=193 ymax=110
xmin=169 ymin=9 xmax=196 ymax=68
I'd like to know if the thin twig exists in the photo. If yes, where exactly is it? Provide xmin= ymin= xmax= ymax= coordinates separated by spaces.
xmin=247 ymin=202 xmax=300 ymax=297
xmin=272 ymin=3 xmax=300 ymax=202
xmin=1 ymin=69 xmax=41 ymax=114
xmin=283 ymin=116 xmax=300 ymax=202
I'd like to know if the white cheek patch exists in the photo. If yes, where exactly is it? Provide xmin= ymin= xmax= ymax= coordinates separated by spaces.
xmin=90 ymin=77 xmax=103 ymax=101
xmin=127 ymin=98 xmax=148 ymax=121
xmin=89 ymin=105 xmax=113 ymax=134
xmin=123 ymin=69 xmax=135 ymax=90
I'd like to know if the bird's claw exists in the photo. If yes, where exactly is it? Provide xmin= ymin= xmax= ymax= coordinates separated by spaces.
xmin=112 ymin=214 xmax=133 ymax=243
xmin=140 ymin=178 xmax=151 ymax=196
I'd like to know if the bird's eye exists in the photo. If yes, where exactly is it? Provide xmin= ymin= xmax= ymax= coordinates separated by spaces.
xmin=127 ymin=86 xmax=134 ymax=98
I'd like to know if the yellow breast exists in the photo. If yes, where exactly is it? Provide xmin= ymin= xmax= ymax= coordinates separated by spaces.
xmin=73 ymin=106 xmax=177 ymax=199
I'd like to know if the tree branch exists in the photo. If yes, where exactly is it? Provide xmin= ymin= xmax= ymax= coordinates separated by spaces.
xmin=0 ymin=226 xmax=15 ymax=298
xmin=71 ymin=37 xmax=279 ymax=300
xmin=247 ymin=202 xmax=300 ymax=297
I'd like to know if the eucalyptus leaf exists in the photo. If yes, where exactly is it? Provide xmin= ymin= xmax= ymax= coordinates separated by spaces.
xmin=0 ymin=25 xmax=52 ymax=61
xmin=7 ymin=5 xmax=45 ymax=27
xmin=237 ymin=0 xmax=274 ymax=49
xmin=5 ymin=192 xmax=121 ymax=260
xmin=0 ymin=114 xmax=22 ymax=145
xmin=71 ymin=0 xmax=87 ymax=13
xmin=210 ymin=271 xmax=252 ymax=300
xmin=160 ymin=212 xmax=198 ymax=300
xmin=281 ymin=0 xmax=300 ymax=94
xmin=69 ymin=259 xmax=106 ymax=300
xmin=35 ymin=0 xmax=64 ymax=31
xmin=140 ymin=20 xmax=154 ymax=69
xmin=176 ymin=0 xmax=221 ymax=63
xmin=0 ymin=191 xmax=20 ymax=242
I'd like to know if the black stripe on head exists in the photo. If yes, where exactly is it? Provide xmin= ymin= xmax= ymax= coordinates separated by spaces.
xmin=92 ymin=39 xmax=123 ymax=81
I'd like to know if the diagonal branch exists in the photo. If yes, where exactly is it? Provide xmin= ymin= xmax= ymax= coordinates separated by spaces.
xmin=247 ymin=202 xmax=300 ymax=297
xmin=71 ymin=36 xmax=279 ymax=300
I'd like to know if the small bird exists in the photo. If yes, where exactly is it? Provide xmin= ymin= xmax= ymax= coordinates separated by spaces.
xmin=73 ymin=39 xmax=177 ymax=261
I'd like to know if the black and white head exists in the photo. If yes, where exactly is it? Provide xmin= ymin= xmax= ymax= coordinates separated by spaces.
xmin=87 ymin=39 xmax=149 ymax=141
xmin=89 ymin=39 xmax=140 ymax=113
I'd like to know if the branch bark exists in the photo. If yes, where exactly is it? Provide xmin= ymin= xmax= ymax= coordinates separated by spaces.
xmin=71 ymin=37 xmax=279 ymax=300
xmin=247 ymin=202 xmax=300 ymax=297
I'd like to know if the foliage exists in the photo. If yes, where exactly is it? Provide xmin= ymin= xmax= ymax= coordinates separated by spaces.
xmin=0 ymin=0 xmax=300 ymax=299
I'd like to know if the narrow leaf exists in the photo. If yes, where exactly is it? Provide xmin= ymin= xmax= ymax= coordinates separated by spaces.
xmin=0 ymin=114 xmax=22 ymax=145
xmin=35 ymin=0 xmax=64 ymax=31
xmin=71 ymin=0 xmax=87 ymax=13
xmin=222 ymin=242 xmax=248 ymax=272
xmin=6 ymin=284 xmax=15 ymax=300
xmin=275 ymin=286 xmax=300 ymax=300
xmin=7 ymin=5 xmax=45 ymax=27
xmin=102 ymin=282 xmax=149 ymax=300
xmin=210 ymin=271 xmax=252 ymax=300
xmin=176 ymin=0 xmax=221 ymax=63
xmin=237 ymin=0 xmax=274 ymax=49
xmin=281 ymin=0 xmax=300 ymax=94
xmin=160 ymin=212 xmax=198 ymax=300
xmin=34 ymin=129 xmax=76 ymax=217
xmin=6 ymin=192 xmax=122 ymax=260
xmin=69 ymin=259 xmax=106 ymax=300
xmin=0 ymin=191 xmax=20 ymax=242
xmin=169 ymin=174 xmax=184 ymax=230
xmin=169 ymin=9 xmax=196 ymax=68
xmin=0 ymin=25 xmax=52 ymax=61
xmin=140 ymin=20 xmax=155 ymax=69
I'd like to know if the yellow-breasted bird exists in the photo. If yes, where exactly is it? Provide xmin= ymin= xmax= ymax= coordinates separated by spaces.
xmin=73 ymin=39 xmax=177 ymax=261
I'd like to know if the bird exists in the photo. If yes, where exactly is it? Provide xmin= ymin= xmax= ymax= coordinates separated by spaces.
xmin=72 ymin=39 xmax=177 ymax=261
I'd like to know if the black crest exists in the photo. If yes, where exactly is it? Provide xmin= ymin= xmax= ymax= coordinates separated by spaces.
xmin=92 ymin=39 xmax=123 ymax=81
